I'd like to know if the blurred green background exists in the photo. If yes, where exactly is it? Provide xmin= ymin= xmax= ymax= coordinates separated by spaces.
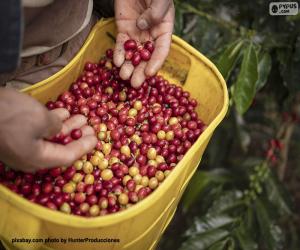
xmin=158 ymin=0 xmax=300 ymax=249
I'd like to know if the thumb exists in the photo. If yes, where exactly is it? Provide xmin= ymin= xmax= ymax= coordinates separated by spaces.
xmin=137 ymin=0 xmax=171 ymax=30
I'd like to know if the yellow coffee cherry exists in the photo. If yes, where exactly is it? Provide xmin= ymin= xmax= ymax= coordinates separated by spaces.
xmin=148 ymin=160 xmax=157 ymax=167
xmin=131 ymin=134 xmax=142 ymax=145
xmin=63 ymin=183 xmax=75 ymax=193
xmin=156 ymin=155 xmax=165 ymax=164
xmin=168 ymin=117 xmax=178 ymax=125
xmin=98 ymin=158 xmax=109 ymax=170
xmin=118 ymin=193 xmax=129 ymax=205
xmin=84 ymin=174 xmax=95 ymax=185
xmin=157 ymin=130 xmax=166 ymax=140
xmin=129 ymin=166 xmax=139 ymax=177
xmin=147 ymin=147 xmax=157 ymax=160
xmin=74 ymin=160 xmax=83 ymax=171
xmin=120 ymin=145 xmax=131 ymax=157
xmin=102 ymin=143 xmax=112 ymax=156
xmin=89 ymin=205 xmax=100 ymax=216
xmin=141 ymin=176 xmax=149 ymax=187
xmin=101 ymin=169 xmax=113 ymax=181
xmin=155 ymin=171 xmax=165 ymax=182
xmin=149 ymin=177 xmax=158 ymax=189
xmin=133 ymin=100 xmax=142 ymax=111
xmin=97 ymin=131 xmax=107 ymax=140
xmin=105 ymin=87 xmax=113 ymax=95
xmin=94 ymin=151 xmax=104 ymax=159
xmin=72 ymin=173 xmax=84 ymax=183
xmin=133 ymin=174 xmax=142 ymax=185
xmin=83 ymin=161 xmax=93 ymax=174
xmin=99 ymin=123 xmax=107 ymax=132
xmin=60 ymin=202 xmax=71 ymax=214
xmin=128 ymin=108 xmax=138 ymax=117
xmin=90 ymin=155 xmax=101 ymax=166
xmin=166 ymin=131 xmax=175 ymax=141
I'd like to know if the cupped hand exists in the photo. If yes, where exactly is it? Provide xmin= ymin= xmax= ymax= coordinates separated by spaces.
xmin=0 ymin=89 xmax=97 ymax=172
xmin=114 ymin=0 xmax=175 ymax=88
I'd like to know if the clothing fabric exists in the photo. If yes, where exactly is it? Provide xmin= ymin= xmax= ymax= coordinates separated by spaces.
xmin=21 ymin=0 xmax=93 ymax=57
xmin=0 ymin=0 xmax=22 ymax=73
xmin=0 ymin=0 xmax=114 ymax=88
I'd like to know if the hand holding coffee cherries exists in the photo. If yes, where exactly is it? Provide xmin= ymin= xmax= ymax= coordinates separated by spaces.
xmin=114 ymin=0 xmax=175 ymax=88
xmin=0 ymin=89 xmax=97 ymax=172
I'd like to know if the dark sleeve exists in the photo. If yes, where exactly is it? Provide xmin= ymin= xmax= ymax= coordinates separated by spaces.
xmin=93 ymin=0 xmax=115 ymax=18
xmin=0 ymin=0 xmax=22 ymax=73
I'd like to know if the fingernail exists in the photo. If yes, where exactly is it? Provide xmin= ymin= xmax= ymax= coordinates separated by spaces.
xmin=137 ymin=18 xmax=149 ymax=30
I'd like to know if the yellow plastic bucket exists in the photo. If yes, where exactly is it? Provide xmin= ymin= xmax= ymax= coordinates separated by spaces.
xmin=0 ymin=19 xmax=228 ymax=250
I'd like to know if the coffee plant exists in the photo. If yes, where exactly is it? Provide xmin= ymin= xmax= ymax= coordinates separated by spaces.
xmin=158 ymin=1 xmax=300 ymax=249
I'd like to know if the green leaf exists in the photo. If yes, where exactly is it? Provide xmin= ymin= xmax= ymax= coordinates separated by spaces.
xmin=184 ymin=215 xmax=235 ymax=237
xmin=255 ymin=52 xmax=272 ymax=91
xmin=206 ymin=126 xmax=232 ymax=166
xmin=255 ymin=199 xmax=284 ymax=250
xmin=208 ymin=190 xmax=245 ymax=215
xmin=174 ymin=6 xmax=184 ymax=36
xmin=235 ymin=221 xmax=258 ymax=250
xmin=233 ymin=43 xmax=258 ymax=115
xmin=180 ymin=229 xmax=230 ymax=250
xmin=208 ymin=238 xmax=228 ymax=250
xmin=182 ymin=171 xmax=211 ymax=212
xmin=216 ymin=40 xmax=244 ymax=80
xmin=245 ymin=208 xmax=256 ymax=233
xmin=264 ymin=172 xmax=292 ymax=216
xmin=182 ymin=169 xmax=233 ymax=212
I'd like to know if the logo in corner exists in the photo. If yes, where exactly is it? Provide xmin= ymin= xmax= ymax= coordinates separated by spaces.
xmin=269 ymin=2 xmax=298 ymax=15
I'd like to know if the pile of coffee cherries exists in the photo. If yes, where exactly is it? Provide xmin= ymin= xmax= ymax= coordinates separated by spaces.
xmin=124 ymin=40 xmax=155 ymax=66
xmin=0 ymin=43 xmax=205 ymax=217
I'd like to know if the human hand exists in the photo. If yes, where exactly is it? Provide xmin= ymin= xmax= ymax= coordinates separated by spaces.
xmin=114 ymin=0 xmax=175 ymax=88
xmin=0 ymin=89 xmax=97 ymax=172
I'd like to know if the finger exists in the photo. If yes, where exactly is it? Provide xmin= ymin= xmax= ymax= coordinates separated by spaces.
xmin=137 ymin=0 xmax=171 ymax=30
xmin=61 ymin=114 xmax=87 ymax=135
xmin=113 ymin=33 xmax=129 ymax=67
xmin=44 ymin=110 xmax=67 ymax=138
xmin=38 ymin=135 xmax=98 ymax=167
xmin=81 ymin=125 xmax=95 ymax=137
xmin=50 ymin=108 xmax=70 ymax=121
xmin=131 ymin=61 xmax=147 ymax=88
xmin=120 ymin=61 xmax=135 ymax=80
xmin=145 ymin=33 xmax=172 ymax=76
